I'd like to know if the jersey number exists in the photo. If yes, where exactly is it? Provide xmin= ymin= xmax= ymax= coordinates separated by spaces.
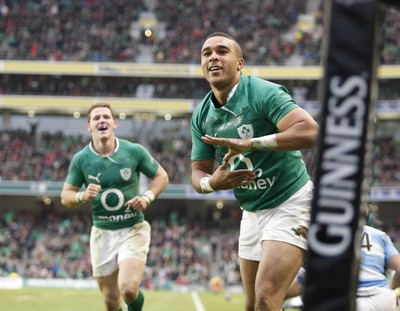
xmin=361 ymin=232 xmax=372 ymax=251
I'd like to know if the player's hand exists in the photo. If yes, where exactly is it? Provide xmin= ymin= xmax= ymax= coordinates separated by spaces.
xmin=125 ymin=196 xmax=148 ymax=212
xmin=84 ymin=183 xmax=101 ymax=201
xmin=209 ymin=160 xmax=256 ymax=191
xmin=202 ymin=135 xmax=251 ymax=155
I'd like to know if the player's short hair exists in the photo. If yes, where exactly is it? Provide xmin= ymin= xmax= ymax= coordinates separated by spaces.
xmin=87 ymin=103 xmax=115 ymax=122
xmin=205 ymin=32 xmax=243 ymax=58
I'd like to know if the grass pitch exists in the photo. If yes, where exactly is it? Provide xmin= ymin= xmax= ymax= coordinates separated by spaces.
xmin=0 ymin=288 xmax=246 ymax=311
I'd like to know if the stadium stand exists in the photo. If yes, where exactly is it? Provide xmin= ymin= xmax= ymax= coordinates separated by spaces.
xmin=0 ymin=0 xmax=399 ymax=64
xmin=1 ymin=127 xmax=400 ymax=186
xmin=0 ymin=0 xmax=400 ymax=293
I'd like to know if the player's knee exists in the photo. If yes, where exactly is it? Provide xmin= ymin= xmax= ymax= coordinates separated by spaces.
xmin=120 ymin=281 xmax=140 ymax=303
xmin=103 ymin=292 xmax=120 ymax=310
xmin=254 ymin=284 xmax=280 ymax=310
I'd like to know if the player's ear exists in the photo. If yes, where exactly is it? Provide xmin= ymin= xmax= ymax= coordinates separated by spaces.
xmin=237 ymin=57 xmax=244 ymax=71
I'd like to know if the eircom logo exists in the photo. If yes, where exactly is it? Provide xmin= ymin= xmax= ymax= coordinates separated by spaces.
xmin=226 ymin=154 xmax=275 ymax=190
xmin=226 ymin=154 xmax=254 ymax=171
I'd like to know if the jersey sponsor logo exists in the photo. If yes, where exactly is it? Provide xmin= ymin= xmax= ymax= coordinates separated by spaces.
xmin=227 ymin=154 xmax=276 ymax=190
xmin=101 ymin=188 xmax=124 ymax=211
xmin=88 ymin=173 xmax=101 ymax=183
xmin=98 ymin=212 xmax=137 ymax=222
xmin=227 ymin=154 xmax=253 ymax=170
xmin=120 ymin=168 xmax=131 ymax=181
xmin=237 ymin=124 xmax=254 ymax=139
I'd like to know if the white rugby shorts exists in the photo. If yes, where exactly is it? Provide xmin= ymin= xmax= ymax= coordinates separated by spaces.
xmin=239 ymin=180 xmax=313 ymax=261
xmin=356 ymin=287 xmax=397 ymax=311
xmin=90 ymin=221 xmax=151 ymax=277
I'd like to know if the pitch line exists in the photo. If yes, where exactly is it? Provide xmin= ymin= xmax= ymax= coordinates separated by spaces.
xmin=191 ymin=291 xmax=205 ymax=311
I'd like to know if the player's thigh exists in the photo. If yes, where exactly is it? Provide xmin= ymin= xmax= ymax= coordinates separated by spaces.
xmin=96 ymin=269 xmax=120 ymax=299
xmin=118 ymin=257 xmax=146 ymax=290
xmin=118 ymin=221 xmax=151 ymax=264
xmin=117 ymin=221 xmax=150 ymax=289
xmin=239 ymin=257 xmax=259 ymax=298
xmin=256 ymin=240 xmax=304 ymax=296
xmin=90 ymin=226 xmax=119 ymax=277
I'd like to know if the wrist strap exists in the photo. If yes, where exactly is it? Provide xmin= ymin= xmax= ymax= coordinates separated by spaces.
xmin=200 ymin=177 xmax=214 ymax=193
xmin=75 ymin=191 xmax=86 ymax=204
xmin=141 ymin=190 xmax=155 ymax=206
xmin=250 ymin=134 xmax=278 ymax=150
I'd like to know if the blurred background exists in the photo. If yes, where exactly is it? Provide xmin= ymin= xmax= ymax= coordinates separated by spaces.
xmin=0 ymin=0 xmax=399 ymax=296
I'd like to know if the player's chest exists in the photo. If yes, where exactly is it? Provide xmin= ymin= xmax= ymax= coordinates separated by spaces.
xmin=203 ymin=106 xmax=271 ymax=139
xmin=82 ymin=157 xmax=137 ymax=186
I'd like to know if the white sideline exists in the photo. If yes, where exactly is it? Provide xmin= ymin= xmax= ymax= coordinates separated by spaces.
xmin=191 ymin=291 xmax=206 ymax=311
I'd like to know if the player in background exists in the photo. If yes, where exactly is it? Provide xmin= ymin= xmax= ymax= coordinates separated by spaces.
xmin=190 ymin=32 xmax=319 ymax=311
xmin=61 ymin=103 xmax=169 ymax=311
xmin=284 ymin=210 xmax=400 ymax=311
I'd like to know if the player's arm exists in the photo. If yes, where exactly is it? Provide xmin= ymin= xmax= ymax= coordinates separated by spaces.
xmin=191 ymin=159 xmax=215 ymax=193
xmin=60 ymin=182 xmax=100 ymax=208
xmin=60 ymin=182 xmax=84 ymax=208
xmin=146 ymin=165 xmax=169 ymax=199
xmin=388 ymin=254 xmax=400 ymax=289
xmin=273 ymin=107 xmax=319 ymax=151
xmin=202 ymin=107 xmax=319 ymax=153
xmin=126 ymin=165 xmax=169 ymax=211
xmin=191 ymin=159 xmax=255 ymax=193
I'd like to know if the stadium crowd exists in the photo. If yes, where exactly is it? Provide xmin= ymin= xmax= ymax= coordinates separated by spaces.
xmin=1 ymin=75 xmax=400 ymax=101
xmin=1 ymin=204 xmax=400 ymax=284
xmin=0 ymin=127 xmax=399 ymax=186
xmin=0 ymin=208 xmax=242 ymax=287
xmin=0 ymin=0 xmax=399 ymax=65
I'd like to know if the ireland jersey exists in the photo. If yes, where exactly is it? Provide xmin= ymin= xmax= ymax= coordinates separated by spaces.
xmin=66 ymin=138 xmax=159 ymax=230
xmin=191 ymin=73 xmax=310 ymax=212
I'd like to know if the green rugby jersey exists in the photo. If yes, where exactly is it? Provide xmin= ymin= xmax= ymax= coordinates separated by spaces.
xmin=191 ymin=73 xmax=310 ymax=212
xmin=66 ymin=138 xmax=159 ymax=230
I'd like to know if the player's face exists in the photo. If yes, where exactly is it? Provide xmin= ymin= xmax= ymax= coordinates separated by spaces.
xmin=201 ymin=36 xmax=243 ymax=90
xmin=87 ymin=107 xmax=117 ymax=139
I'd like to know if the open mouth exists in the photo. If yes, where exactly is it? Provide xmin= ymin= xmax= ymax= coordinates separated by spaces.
xmin=209 ymin=66 xmax=221 ymax=72
xmin=98 ymin=124 xmax=108 ymax=131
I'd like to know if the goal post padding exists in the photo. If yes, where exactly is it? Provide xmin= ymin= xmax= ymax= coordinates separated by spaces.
xmin=302 ymin=1 xmax=382 ymax=310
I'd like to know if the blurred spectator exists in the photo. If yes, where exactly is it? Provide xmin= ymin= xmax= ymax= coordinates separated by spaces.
xmin=1 ymin=126 xmax=400 ymax=186
xmin=0 ymin=0 xmax=399 ymax=65
xmin=0 ymin=209 xmax=214 ymax=286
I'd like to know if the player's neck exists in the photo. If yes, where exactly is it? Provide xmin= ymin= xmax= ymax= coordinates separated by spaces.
xmin=92 ymin=137 xmax=117 ymax=156
xmin=211 ymin=77 xmax=239 ymax=105
xmin=211 ymin=89 xmax=229 ymax=106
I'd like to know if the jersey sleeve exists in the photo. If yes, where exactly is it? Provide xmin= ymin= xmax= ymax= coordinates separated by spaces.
xmin=251 ymin=78 xmax=299 ymax=125
xmin=135 ymin=144 xmax=159 ymax=178
xmin=65 ymin=153 xmax=85 ymax=188
xmin=384 ymin=233 xmax=400 ymax=261
xmin=190 ymin=104 xmax=216 ymax=161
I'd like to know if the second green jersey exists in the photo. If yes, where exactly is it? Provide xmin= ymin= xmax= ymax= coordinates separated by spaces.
xmin=190 ymin=73 xmax=310 ymax=212
xmin=66 ymin=138 xmax=159 ymax=230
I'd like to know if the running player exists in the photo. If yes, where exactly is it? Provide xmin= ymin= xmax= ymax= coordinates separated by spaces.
xmin=61 ymin=103 xmax=169 ymax=311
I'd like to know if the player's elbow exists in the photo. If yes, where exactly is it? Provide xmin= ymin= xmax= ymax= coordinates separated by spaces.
xmin=161 ymin=169 xmax=169 ymax=186
xmin=302 ymin=121 xmax=319 ymax=149
xmin=60 ymin=193 xmax=74 ymax=208
xmin=163 ymin=174 xmax=169 ymax=188
xmin=60 ymin=197 xmax=70 ymax=208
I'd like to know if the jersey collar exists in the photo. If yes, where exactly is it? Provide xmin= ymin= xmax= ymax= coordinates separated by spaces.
xmin=89 ymin=138 xmax=120 ymax=157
